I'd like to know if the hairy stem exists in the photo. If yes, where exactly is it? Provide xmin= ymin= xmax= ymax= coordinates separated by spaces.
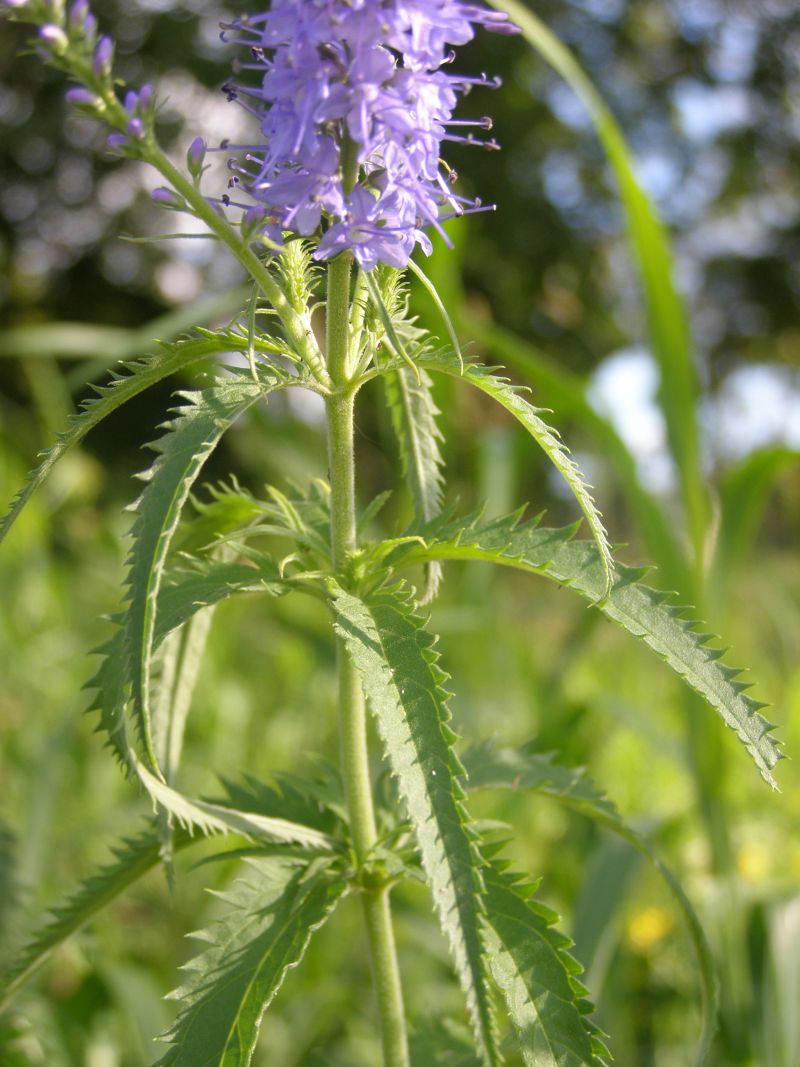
xmin=326 ymin=257 xmax=410 ymax=1067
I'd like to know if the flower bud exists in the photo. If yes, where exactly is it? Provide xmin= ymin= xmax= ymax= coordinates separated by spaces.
xmin=39 ymin=23 xmax=69 ymax=55
xmin=92 ymin=34 xmax=113 ymax=78
xmin=67 ymin=0 xmax=89 ymax=29
xmin=65 ymin=86 xmax=99 ymax=107
xmin=186 ymin=136 xmax=206 ymax=180
xmin=151 ymin=187 xmax=185 ymax=210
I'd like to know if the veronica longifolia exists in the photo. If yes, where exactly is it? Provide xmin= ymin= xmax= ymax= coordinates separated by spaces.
xmin=219 ymin=0 xmax=518 ymax=269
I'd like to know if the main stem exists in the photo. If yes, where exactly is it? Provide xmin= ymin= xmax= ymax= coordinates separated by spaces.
xmin=326 ymin=253 xmax=410 ymax=1067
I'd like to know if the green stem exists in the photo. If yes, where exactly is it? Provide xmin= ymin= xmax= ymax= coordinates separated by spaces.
xmin=326 ymin=258 xmax=410 ymax=1067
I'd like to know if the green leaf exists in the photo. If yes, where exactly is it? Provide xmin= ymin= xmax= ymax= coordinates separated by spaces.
xmin=329 ymin=583 xmax=499 ymax=1066
xmin=383 ymin=367 xmax=445 ymax=603
xmin=410 ymin=1019 xmax=482 ymax=1066
xmin=0 ymin=288 xmax=248 ymax=365
xmin=157 ymin=857 xmax=346 ymax=1067
xmin=132 ymin=756 xmax=338 ymax=854
xmin=465 ymin=743 xmax=719 ymax=1066
xmin=123 ymin=370 xmax=291 ymax=771
xmin=393 ymin=511 xmax=782 ymax=787
xmin=462 ymin=317 xmax=688 ymax=591
xmin=489 ymin=0 xmax=709 ymax=557
xmin=713 ymin=446 xmax=800 ymax=582
xmin=86 ymin=556 xmax=289 ymax=773
xmin=0 ymin=335 xmax=232 ymax=546
xmin=417 ymin=355 xmax=613 ymax=595
xmin=482 ymin=861 xmax=609 ymax=1067
xmin=0 ymin=825 xmax=193 ymax=1008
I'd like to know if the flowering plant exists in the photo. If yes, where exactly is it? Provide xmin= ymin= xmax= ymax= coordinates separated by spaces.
xmin=0 ymin=2 xmax=782 ymax=1065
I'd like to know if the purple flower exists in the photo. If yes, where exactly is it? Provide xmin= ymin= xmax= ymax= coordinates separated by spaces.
xmin=222 ymin=0 xmax=517 ymax=269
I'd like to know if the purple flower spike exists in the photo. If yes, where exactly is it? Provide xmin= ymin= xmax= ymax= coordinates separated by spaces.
xmin=92 ymin=34 xmax=113 ymax=77
xmin=127 ymin=117 xmax=145 ymax=140
xmin=223 ymin=0 xmax=517 ymax=269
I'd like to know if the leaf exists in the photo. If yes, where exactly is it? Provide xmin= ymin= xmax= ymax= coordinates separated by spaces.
xmin=464 ymin=742 xmax=718 ymax=1066
xmin=132 ymin=755 xmax=338 ymax=854
xmin=393 ymin=511 xmax=782 ymax=787
xmin=383 ymin=367 xmax=445 ymax=603
xmin=407 ymin=258 xmax=463 ymax=371
xmin=417 ymin=355 xmax=613 ymax=595
xmin=153 ymin=602 xmax=214 ymax=785
xmin=157 ymin=857 xmax=346 ymax=1067
xmin=123 ymin=370 xmax=290 ymax=771
xmin=462 ymin=317 xmax=688 ymax=591
xmin=87 ymin=545 xmax=289 ymax=774
xmin=329 ymin=583 xmax=499 ymax=1066
xmin=0 ymin=823 xmax=17 ymax=953
xmin=410 ymin=1018 xmax=483 ymax=1066
xmin=0 ymin=335 xmax=234 ymax=546
xmin=482 ymin=861 xmax=609 ymax=1067
xmin=0 ymin=288 xmax=248 ymax=364
xmin=0 ymin=825 xmax=193 ymax=1008
xmin=714 ymin=446 xmax=800 ymax=582
xmin=490 ymin=0 xmax=709 ymax=556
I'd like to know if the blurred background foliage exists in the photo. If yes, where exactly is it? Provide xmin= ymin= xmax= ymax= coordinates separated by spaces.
xmin=1 ymin=1 xmax=799 ymax=1065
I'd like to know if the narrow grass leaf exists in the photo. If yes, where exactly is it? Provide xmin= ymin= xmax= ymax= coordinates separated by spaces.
xmin=490 ymin=0 xmax=709 ymax=555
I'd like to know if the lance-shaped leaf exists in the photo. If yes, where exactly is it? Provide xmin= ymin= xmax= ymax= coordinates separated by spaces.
xmin=482 ymin=861 xmax=609 ymax=1067
xmin=329 ymin=583 xmax=499 ymax=1066
xmin=156 ymin=857 xmax=346 ymax=1067
xmin=0 ymin=335 xmax=235 ymax=546
xmin=123 ymin=370 xmax=291 ymax=770
xmin=132 ymin=756 xmax=338 ymax=854
xmin=87 ymin=556 xmax=289 ymax=772
xmin=465 ymin=743 xmax=718 ymax=1067
xmin=0 ymin=824 xmax=194 ymax=1007
xmin=415 ymin=355 xmax=613 ymax=595
xmin=383 ymin=367 xmax=445 ymax=602
xmin=391 ymin=512 xmax=782 ymax=787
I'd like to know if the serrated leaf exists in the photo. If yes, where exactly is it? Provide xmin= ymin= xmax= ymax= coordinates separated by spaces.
xmin=394 ymin=512 xmax=782 ymax=787
xmin=465 ymin=742 xmax=718 ymax=1066
xmin=0 ymin=824 xmax=193 ymax=1007
xmin=157 ymin=857 xmax=346 ymax=1067
xmin=87 ymin=556 xmax=289 ymax=772
xmin=329 ymin=583 xmax=500 ymax=1066
xmin=414 ymin=355 xmax=613 ymax=595
xmin=482 ymin=861 xmax=609 ymax=1067
xmin=0 ymin=335 xmax=232 ymax=546
xmin=123 ymin=370 xmax=290 ymax=771
xmin=383 ymin=367 xmax=445 ymax=603
xmin=132 ymin=756 xmax=338 ymax=853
